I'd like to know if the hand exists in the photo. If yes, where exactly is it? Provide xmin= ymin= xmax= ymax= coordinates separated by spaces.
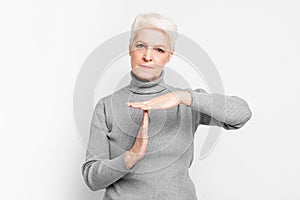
xmin=125 ymin=110 xmax=149 ymax=169
xmin=126 ymin=91 xmax=192 ymax=110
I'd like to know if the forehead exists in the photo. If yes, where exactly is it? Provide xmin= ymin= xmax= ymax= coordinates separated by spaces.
xmin=133 ymin=28 xmax=170 ymax=47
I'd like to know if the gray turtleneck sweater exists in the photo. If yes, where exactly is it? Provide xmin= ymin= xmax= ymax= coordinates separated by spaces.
xmin=81 ymin=71 xmax=252 ymax=200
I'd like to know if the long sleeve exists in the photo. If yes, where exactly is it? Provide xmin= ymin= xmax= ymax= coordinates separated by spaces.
xmin=81 ymin=100 xmax=134 ymax=191
xmin=187 ymin=88 xmax=252 ymax=130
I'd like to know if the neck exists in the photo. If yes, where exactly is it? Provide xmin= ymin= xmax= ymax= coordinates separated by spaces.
xmin=128 ymin=71 xmax=167 ymax=94
xmin=132 ymin=72 xmax=159 ymax=82
xmin=135 ymin=75 xmax=159 ymax=82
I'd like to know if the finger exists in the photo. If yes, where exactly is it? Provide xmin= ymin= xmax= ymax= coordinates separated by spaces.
xmin=127 ymin=101 xmax=150 ymax=105
xmin=136 ymin=102 xmax=163 ymax=110
xmin=128 ymin=103 xmax=143 ymax=107
xmin=128 ymin=103 xmax=152 ymax=110
xmin=130 ymin=104 xmax=150 ymax=109
xmin=138 ymin=111 xmax=149 ymax=139
xmin=144 ymin=110 xmax=149 ymax=117
xmin=148 ymin=104 xmax=163 ymax=110
xmin=142 ymin=110 xmax=149 ymax=127
xmin=128 ymin=104 xmax=145 ymax=109
xmin=128 ymin=103 xmax=165 ymax=110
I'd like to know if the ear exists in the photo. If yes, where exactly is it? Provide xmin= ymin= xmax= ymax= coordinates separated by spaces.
xmin=129 ymin=44 xmax=132 ymax=56
xmin=167 ymin=51 xmax=173 ymax=63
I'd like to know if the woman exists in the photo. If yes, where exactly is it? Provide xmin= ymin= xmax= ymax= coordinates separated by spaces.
xmin=81 ymin=13 xmax=252 ymax=199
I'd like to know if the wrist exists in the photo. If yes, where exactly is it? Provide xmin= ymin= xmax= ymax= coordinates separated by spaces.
xmin=124 ymin=150 xmax=138 ymax=169
xmin=175 ymin=90 xmax=192 ymax=106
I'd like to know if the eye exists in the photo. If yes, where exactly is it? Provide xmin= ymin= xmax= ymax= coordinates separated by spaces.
xmin=135 ymin=43 xmax=145 ymax=49
xmin=154 ymin=48 xmax=165 ymax=54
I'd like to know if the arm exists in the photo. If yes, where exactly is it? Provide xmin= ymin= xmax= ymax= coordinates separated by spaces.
xmin=81 ymin=100 xmax=134 ymax=191
xmin=127 ymin=88 xmax=252 ymax=130
xmin=178 ymin=88 xmax=252 ymax=129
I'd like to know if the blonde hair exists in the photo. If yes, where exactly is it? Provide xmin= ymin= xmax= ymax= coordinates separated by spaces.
xmin=129 ymin=13 xmax=178 ymax=51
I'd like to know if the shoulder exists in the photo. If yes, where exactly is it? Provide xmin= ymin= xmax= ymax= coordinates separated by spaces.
xmin=95 ymin=85 xmax=130 ymax=108
xmin=92 ymin=86 xmax=129 ymax=125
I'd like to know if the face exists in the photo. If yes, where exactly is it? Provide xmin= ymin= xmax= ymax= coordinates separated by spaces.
xmin=129 ymin=28 xmax=173 ymax=82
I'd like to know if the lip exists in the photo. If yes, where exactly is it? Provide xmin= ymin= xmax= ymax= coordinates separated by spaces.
xmin=139 ymin=65 xmax=154 ymax=69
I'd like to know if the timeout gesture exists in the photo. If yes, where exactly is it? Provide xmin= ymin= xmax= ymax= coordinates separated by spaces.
xmin=126 ymin=90 xmax=192 ymax=110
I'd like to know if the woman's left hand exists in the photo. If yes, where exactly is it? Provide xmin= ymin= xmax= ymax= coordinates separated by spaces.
xmin=126 ymin=91 xmax=192 ymax=110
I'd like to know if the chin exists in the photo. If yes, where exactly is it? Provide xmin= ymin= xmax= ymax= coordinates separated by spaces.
xmin=133 ymin=69 xmax=157 ymax=82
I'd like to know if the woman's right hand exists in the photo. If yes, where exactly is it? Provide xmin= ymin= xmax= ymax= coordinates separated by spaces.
xmin=125 ymin=110 xmax=149 ymax=169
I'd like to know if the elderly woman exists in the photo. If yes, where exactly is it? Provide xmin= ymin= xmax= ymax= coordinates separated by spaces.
xmin=81 ymin=13 xmax=252 ymax=199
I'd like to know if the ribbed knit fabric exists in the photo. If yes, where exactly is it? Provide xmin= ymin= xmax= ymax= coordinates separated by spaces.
xmin=81 ymin=70 xmax=252 ymax=200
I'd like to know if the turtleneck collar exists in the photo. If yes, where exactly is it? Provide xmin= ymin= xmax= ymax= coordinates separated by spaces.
xmin=128 ymin=70 xmax=168 ymax=94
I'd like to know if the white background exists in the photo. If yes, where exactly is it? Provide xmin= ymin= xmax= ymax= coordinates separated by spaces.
xmin=1 ymin=0 xmax=300 ymax=199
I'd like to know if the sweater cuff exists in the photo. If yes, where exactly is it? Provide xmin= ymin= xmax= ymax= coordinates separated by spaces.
xmin=184 ymin=88 xmax=209 ymax=111
xmin=102 ymin=152 xmax=136 ymax=173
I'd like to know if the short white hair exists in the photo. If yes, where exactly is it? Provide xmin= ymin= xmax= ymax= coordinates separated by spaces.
xmin=129 ymin=13 xmax=178 ymax=51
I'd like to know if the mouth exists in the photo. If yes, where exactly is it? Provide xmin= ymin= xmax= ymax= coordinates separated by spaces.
xmin=139 ymin=65 xmax=154 ymax=69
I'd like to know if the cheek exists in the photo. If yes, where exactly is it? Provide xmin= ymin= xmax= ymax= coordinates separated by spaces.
xmin=157 ymin=57 xmax=169 ymax=66
xmin=131 ymin=52 xmax=141 ymax=63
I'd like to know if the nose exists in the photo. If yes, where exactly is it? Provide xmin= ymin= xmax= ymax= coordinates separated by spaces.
xmin=143 ymin=48 xmax=153 ymax=61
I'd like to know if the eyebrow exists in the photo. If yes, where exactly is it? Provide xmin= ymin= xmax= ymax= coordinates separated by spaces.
xmin=135 ymin=40 xmax=167 ymax=49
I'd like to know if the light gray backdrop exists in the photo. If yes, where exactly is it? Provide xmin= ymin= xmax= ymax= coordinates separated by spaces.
xmin=0 ymin=0 xmax=299 ymax=199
